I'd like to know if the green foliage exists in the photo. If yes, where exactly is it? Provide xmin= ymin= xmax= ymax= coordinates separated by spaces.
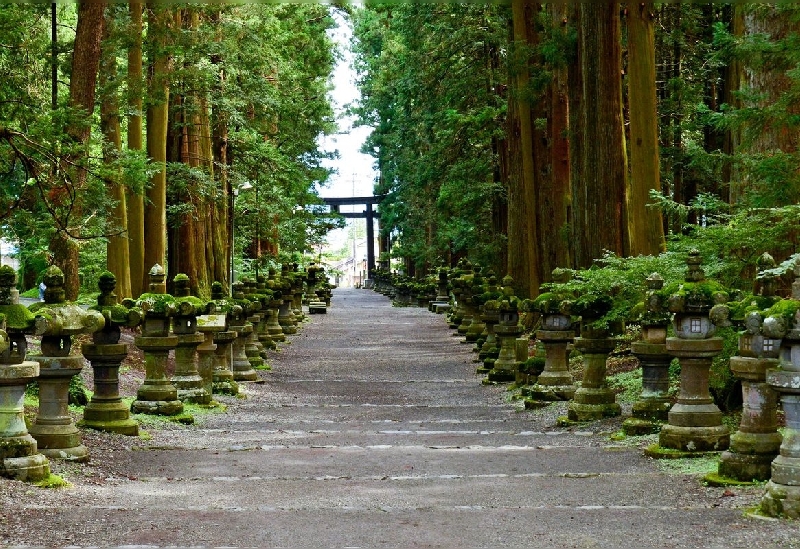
xmin=538 ymin=253 xmax=686 ymax=329
xmin=351 ymin=4 xmax=508 ymax=272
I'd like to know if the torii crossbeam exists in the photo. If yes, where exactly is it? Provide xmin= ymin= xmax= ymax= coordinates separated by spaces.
xmin=320 ymin=195 xmax=384 ymax=279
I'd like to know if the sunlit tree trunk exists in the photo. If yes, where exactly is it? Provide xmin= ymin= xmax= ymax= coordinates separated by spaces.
xmin=626 ymin=1 xmax=665 ymax=256
xmin=52 ymin=0 xmax=106 ymax=301
xmin=126 ymin=0 xmax=145 ymax=298
xmin=100 ymin=9 xmax=132 ymax=298
xmin=143 ymin=4 xmax=171 ymax=284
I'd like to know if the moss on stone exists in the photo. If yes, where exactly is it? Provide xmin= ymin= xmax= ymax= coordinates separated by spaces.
xmin=33 ymin=473 xmax=71 ymax=489
xmin=136 ymin=293 xmax=177 ymax=315
xmin=0 ymin=304 xmax=35 ymax=330
xmin=765 ymin=299 xmax=800 ymax=327
xmin=703 ymin=472 xmax=763 ymax=487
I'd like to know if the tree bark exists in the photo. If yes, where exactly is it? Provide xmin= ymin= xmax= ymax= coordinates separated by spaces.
xmin=143 ymin=4 xmax=171 ymax=285
xmin=506 ymin=0 xmax=540 ymax=299
xmin=52 ymin=0 xmax=106 ymax=301
xmin=127 ymin=0 xmax=145 ymax=298
xmin=543 ymin=4 xmax=571 ymax=275
xmin=100 ymin=9 xmax=133 ymax=298
xmin=569 ymin=3 xmax=628 ymax=268
xmin=626 ymin=1 xmax=665 ymax=256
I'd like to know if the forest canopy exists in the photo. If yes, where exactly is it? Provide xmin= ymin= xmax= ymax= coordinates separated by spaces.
xmin=1 ymin=3 xmax=799 ymax=302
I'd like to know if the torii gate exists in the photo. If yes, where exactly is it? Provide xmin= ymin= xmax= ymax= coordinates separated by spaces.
xmin=321 ymin=195 xmax=385 ymax=279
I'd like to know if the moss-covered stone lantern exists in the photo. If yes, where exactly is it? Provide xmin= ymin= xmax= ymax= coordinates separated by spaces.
xmin=760 ymin=256 xmax=800 ymax=517
xmin=265 ymin=270 xmax=286 ymax=344
xmin=465 ymin=266 xmax=486 ymax=345
xmin=654 ymin=250 xmax=731 ymax=455
xmin=623 ymin=273 xmax=673 ymax=436
xmin=0 ymin=265 xmax=50 ymax=481
xmin=255 ymin=276 xmax=277 ymax=351
xmin=131 ymin=264 xmax=184 ymax=416
xmin=229 ymin=281 xmax=258 ymax=381
xmin=712 ymin=254 xmax=782 ymax=483
xmin=565 ymin=291 xmax=621 ymax=422
xmin=277 ymin=266 xmax=298 ymax=336
xmin=522 ymin=276 xmax=577 ymax=405
xmin=486 ymin=276 xmax=521 ymax=383
xmin=476 ymin=273 xmax=502 ymax=374
xmin=80 ymin=272 xmax=143 ymax=435
xmin=170 ymin=273 xmax=214 ymax=405
xmin=208 ymin=281 xmax=239 ymax=396
xmin=238 ymin=279 xmax=266 ymax=371
xmin=27 ymin=265 xmax=105 ymax=462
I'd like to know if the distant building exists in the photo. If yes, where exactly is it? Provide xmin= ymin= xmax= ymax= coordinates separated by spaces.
xmin=0 ymin=239 xmax=19 ymax=271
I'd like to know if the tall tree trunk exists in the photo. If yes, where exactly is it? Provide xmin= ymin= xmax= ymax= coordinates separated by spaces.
xmin=506 ymin=0 xmax=540 ymax=299
xmin=52 ymin=0 xmax=106 ymax=301
xmin=570 ymin=3 xmax=627 ymax=268
xmin=626 ymin=1 xmax=665 ymax=256
xmin=210 ymin=9 xmax=231 ymax=290
xmin=547 ymin=4 xmax=571 ymax=271
xmin=143 ymin=4 xmax=171 ymax=284
xmin=127 ymin=0 xmax=145 ymax=298
xmin=724 ymin=5 xmax=744 ymax=204
xmin=100 ymin=9 xmax=133 ymax=298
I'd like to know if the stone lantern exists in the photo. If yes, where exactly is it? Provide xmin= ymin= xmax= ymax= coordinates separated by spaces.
xmin=27 ymin=265 xmax=105 ymax=461
xmin=238 ymin=280 xmax=266 ymax=371
xmin=80 ymin=272 xmax=143 ymax=435
xmin=255 ymin=276 xmax=277 ymax=351
xmin=486 ymin=276 xmax=521 ymax=383
xmin=760 ymin=257 xmax=800 ymax=517
xmin=265 ymin=271 xmax=286 ymax=344
xmin=623 ymin=273 xmax=673 ymax=436
xmin=277 ymin=267 xmax=298 ymax=335
xmin=0 ymin=265 xmax=50 ymax=481
xmin=714 ymin=254 xmax=782 ymax=483
xmin=476 ymin=273 xmax=502 ymax=373
xmin=465 ymin=267 xmax=486 ymax=345
xmin=290 ymin=263 xmax=306 ymax=323
xmin=522 ymin=283 xmax=577 ymax=405
xmin=131 ymin=264 xmax=184 ymax=416
xmin=229 ymin=281 xmax=258 ymax=381
xmin=429 ymin=267 xmax=451 ymax=314
xmin=245 ymin=277 xmax=274 ymax=355
xmin=654 ymin=250 xmax=731 ymax=454
xmin=566 ymin=292 xmax=621 ymax=422
xmin=170 ymin=274 xmax=214 ymax=405
xmin=208 ymin=281 xmax=239 ymax=396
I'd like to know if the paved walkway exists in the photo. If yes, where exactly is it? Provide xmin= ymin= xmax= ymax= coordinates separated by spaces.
xmin=4 ymin=288 xmax=800 ymax=547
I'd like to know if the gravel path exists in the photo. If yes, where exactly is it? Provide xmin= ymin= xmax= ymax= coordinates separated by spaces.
xmin=2 ymin=287 xmax=800 ymax=548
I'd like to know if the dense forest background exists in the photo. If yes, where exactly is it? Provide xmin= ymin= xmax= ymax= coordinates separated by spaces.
xmin=0 ymin=3 xmax=799 ymax=301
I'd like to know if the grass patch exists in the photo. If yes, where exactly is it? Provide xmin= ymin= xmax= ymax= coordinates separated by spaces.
xmin=651 ymin=451 xmax=720 ymax=475
xmin=607 ymin=368 xmax=642 ymax=403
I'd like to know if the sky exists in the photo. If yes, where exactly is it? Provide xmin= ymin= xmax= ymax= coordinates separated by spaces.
xmin=317 ymin=12 xmax=377 ymax=206
xmin=317 ymin=11 xmax=378 ymax=250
